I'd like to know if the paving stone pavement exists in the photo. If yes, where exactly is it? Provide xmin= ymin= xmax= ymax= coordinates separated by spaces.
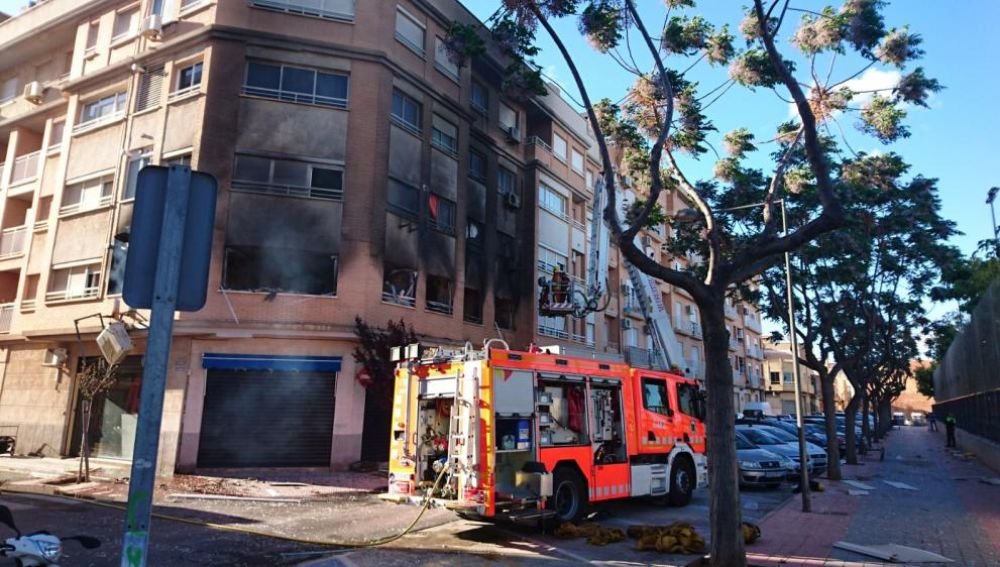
xmin=748 ymin=426 xmax=1000 ymax=567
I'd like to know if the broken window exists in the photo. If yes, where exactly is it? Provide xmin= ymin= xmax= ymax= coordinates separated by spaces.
xmin=425 ymin=275 xmax=453 ymax=315
xmin=495 ymin=297 xmax=514 ymax=330
xmin=463 ymin=288 xmax=482 ymax=323
xmin=497 ymin=166 xmax=514 ymax=196
xmin=233 ymin=154 xmax=343 ymax=201
xmin=428 ymin=193 xmax=455 ymax=234
xmin=382 ymin=268 xmax=417 ymax=307
xmin=222 ymin=246 xmax=338 ymax=295
xmin=469 ymin=149 xmax=486 ymax=181
xmin=107 ymin=236 xmax=128 ymax=295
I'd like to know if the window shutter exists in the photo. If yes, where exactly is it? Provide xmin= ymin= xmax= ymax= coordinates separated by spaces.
xmin=135 ymin=68 xmax=164 ymax=112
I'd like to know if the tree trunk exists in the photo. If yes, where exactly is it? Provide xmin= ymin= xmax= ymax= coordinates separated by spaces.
xmin=861 ymin=393 xmax=871 ymax=447
xmin=877 ymin=398 xmax=891 ymax=438
xmin=843 ymin=393 xmax=861 ymax=464
xmin=821 ymin=372 xmax=842 ymax=480
xmin=78 ymin=398 xmax=91 ymax=483
xmin=701 ymin=300 xmax=745 ymax=567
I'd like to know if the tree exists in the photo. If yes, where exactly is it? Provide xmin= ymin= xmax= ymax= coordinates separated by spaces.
xmin=934 ymin=241 xmax=1000 ymax=313
xmin=448 ymin=2 xmax=938 ymax=564
xmin=76 ymin=357 xmax=119 ymax=483
xmin=761 ymin=153 xmax=957 ymax=465
xmin=353 ymin=317 xmax=418 ymax=462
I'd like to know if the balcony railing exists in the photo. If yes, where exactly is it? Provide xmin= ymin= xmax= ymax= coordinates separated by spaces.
xmin=382 ymin=291 xmax=416 ymax=307
xmin=0 ymin=226 xmax=28 ymax=258
xmin=0 ymin=304 xmax=13 ymax=333
xmin=744 ymin=314 xmax=763 ymax=333
xmin=725 ymin=303 xmax=738 ymax=319
xmin=729 ymin=337 xmax=739 ymax=350
xmin=10 ymin=151 xmax=40 ymax=185
xmin=673 ymin=317 xmax=703 ymax=338
xmin=538 ymin=324 xmax=569 ymax=340
xmin=746 ymin=344 xmax=763 ymax=359
xmin=59 ymin=195 xmax=113 ymax=216
xmin=46 ymin=286 xmax=100 ymax=303
xmin=426 ymin=300 xmax=453 ymax=315
xmin=606 ymin=341 xmax=620 ymax=352
xmin=526 ymin=136 xmax=552 ymax=152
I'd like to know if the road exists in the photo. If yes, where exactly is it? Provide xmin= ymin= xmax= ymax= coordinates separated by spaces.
xmin=0 ymin=480 xmax=793 ymax=566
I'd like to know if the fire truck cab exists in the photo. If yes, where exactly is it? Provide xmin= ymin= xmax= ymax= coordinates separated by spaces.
xmin=386 ymin=342 xmax=708 ymax=523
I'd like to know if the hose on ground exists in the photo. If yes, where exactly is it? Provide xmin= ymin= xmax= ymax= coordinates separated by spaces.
xmin=1 ymin=463 xmax=452 ymax=549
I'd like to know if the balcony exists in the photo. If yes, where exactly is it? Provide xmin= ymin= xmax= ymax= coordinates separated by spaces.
xmin=725 ymin=303 xmax=738 ymax=320
xmin=538 ymin=323 xmax=569 ymax=340
xmin=729 ymin=336 xmax=739 ymax=350
xmin=9 ymin=151 xmax=41 ymax=186
xmin=746 ymin=344 xmax=763 ymax=359
xmin=606 ymin=341 xmax=620 ymax=352
xmin=622 ymin=299 xmax=643 ymax=318
xmin=0 ymin=226 xmax=28 ymax=259
xmin=744 ymin=313 xmax=763 ymax=333
xmin=0 ymin=304 xmax=12 ymax=333
xmin=46 ymin=286 xmax=100 ymax=303
xmin=673 ymin=317 xmax=703 ymax=338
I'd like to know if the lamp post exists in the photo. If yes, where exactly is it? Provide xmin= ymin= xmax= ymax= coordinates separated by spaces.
xmin=987 ymin=187 xmax=999 ymax=259
xmin=675 ymin=199 xmax=811 ymax=512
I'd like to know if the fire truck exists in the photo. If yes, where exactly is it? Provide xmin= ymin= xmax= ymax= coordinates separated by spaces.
xmin=386 ymin=342 xmax=708 ymax=523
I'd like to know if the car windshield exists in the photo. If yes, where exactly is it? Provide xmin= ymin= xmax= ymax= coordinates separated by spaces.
xmin=736 ymin=435 xmax=754 ymax=450
xmin=763 ymin=427 xmax=797 ymax=442
xmin=739 ymin=428 xmax=781 ymax=445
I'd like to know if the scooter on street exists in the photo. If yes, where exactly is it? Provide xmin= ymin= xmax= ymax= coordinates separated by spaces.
xmin=0 ymin=504 xmax=100 ymax=566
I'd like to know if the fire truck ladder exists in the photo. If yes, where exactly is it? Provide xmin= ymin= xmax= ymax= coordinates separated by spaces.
xmin=622 ymin=237 xmax=686 ymax=372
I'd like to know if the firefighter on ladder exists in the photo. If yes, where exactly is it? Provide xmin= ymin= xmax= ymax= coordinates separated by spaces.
xmin=552 ymin=264 xmax=570 ymax=304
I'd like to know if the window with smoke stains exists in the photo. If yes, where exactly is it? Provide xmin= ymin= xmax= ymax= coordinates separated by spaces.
xmin=428 ymin=193 xmax=455 ymax=234
xmin=425 ymin=275 xmax=453 ymax=315
xmin=222 ymin=247 xmax=338 ymax=296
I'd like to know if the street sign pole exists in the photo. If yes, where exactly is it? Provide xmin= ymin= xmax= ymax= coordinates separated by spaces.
xmin=121 ymin=166 xmax=192 ymax=567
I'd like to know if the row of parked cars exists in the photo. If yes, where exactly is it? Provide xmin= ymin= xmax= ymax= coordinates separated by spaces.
xmin=736 ymin=422 xmax=827 ymax=489
xmin=735 ymin=413 xmax=873 ymax=489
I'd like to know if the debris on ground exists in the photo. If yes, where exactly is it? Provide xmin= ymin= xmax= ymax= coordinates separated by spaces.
xmin=554 ymin=522 xmax=627 ymax=546
xmin=628 ymin=522 xmax=706 ymax=554
xmin=833 ymin=541 xmax=955 ymax=563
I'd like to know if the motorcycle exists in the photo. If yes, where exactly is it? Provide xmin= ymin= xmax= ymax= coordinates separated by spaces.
xmin=0 ymin=504 xmax=100 ymax=567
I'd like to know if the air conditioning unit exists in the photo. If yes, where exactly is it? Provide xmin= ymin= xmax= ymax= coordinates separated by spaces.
xmin=504 ymin=125 xmax=521 ymax=144
xmin=504 ymin=192 xmax=521 ymax=209
xmin=621 ymin=319 xmax=632 ymax=330
xmin=23 ymin=81 xmax=44 ymax=103
xmin=141 ymin=14 xmax=163 ymax=38
xmin=96 ymin=321 xmax=134 ymax=365
xmin=42 ymin=348 xmax=68 ymax=367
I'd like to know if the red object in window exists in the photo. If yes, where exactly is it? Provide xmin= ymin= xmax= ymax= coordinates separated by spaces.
xmin=567 ymin=385 xmax=584 ymax=432
xmin=429 ymin=193 xmax=439 ymax=219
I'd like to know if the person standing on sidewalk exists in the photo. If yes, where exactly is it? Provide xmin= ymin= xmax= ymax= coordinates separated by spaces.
xmin=945 ymin=413 xmax=957 ymax=448
xmin=928 ymin=412 xmax=938 ymax=432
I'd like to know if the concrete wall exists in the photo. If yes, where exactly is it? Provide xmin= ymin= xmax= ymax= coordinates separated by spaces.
xmin=0 ymin=345 xmax=71 ymax=456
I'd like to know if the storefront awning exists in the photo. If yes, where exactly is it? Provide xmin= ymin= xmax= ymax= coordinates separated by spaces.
xmin=202 ymin=354 xmax=342 ymax=372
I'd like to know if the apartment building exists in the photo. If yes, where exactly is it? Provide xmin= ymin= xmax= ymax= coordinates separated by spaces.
xmin=0 ymin=0 xmax=564 ymax=474
xmin=0 ymin=0 xmax=769 ymax=474
xmin=762 ymin=340 xmax=822 ymax=416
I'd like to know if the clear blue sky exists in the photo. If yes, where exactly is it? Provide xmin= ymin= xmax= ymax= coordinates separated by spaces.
xmin=2 ymin=0 xmax=994 ymax=268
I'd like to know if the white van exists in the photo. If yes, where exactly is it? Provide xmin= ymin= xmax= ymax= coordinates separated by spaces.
xmin=742 ymin=402 xmax=774 ymax=420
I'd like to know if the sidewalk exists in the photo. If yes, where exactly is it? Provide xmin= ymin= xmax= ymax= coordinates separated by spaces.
xmin=748 ymin=426 xmax=1000 ymax=567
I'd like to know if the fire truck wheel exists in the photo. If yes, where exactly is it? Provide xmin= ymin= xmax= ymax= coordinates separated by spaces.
xmin=668 ymin=457 xmax=695 ymax=507
xmin=548 ymin=467 xmax=588 ymax=523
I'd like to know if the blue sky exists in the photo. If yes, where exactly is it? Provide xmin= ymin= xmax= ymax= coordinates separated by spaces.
xmin=2 ymin=1 xmax=995 ymax=305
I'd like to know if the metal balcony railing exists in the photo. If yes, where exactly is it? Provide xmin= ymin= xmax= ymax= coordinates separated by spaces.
xmin=0 ymin=226 xmax=28 ymax=258
xmin=538 ymin=324 xmax=569 ymax=340
xmin=0 ymin=304 xmax=13 ymax=333
xmin=10 ymin=151 xmax=40 ymax=185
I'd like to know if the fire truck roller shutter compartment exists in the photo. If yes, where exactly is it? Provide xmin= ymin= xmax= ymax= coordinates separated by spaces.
xmin=197 ymin=354 xmax=340 ymax=467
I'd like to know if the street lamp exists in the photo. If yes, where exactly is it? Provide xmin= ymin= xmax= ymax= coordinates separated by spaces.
xmin=675 ymin=199 xmax=812 ymax=512
xmin=987 ymin=187 xmax=999 ymax=259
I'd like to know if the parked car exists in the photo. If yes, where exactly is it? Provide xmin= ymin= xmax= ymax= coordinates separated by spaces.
xmin=736 ymin=434 xmax=789 ymax=489
xmin=742 ymin=423 xmax=828 ymax=477
xmin=736 ymin=426 xmax=806 ymax=481
xmin=911 ymin=412 xmax=927 ymax=426
xmin=766 ymin=419 xmax=832 ymax=451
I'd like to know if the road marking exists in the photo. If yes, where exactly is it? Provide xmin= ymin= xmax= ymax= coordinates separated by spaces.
xmin=843 ymin=480 xmax=876 ymax=491
xmin=882 ymin=480 xmax=917 ymax=490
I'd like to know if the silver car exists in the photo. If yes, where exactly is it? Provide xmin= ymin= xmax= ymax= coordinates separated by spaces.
xmin=736 ymin=433 xmax=789 ymax=489
xmin=749 ymin=424 xmax=828 ymax=477
xmin=736 ymin=426 xmax=806 ymax=481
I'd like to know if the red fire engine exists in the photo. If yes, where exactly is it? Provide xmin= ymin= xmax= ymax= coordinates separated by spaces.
xmin=386 ymin=341 xmax=708 ymax=523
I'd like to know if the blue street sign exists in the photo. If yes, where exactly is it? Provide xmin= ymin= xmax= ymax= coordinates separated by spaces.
xmin=123 ymin=166 xmax=217 ymax=311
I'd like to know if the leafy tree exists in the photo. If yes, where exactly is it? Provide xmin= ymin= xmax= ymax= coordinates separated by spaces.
xmin=761 ymin=153 xmax=957 ymax=465
xmin=449 ymin=2 xmax=938 ymax=564
xmin=933 ymin=241 xmax=1000 ymax=313
xmin=916 ymin=312 xmax=967 ymax=398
